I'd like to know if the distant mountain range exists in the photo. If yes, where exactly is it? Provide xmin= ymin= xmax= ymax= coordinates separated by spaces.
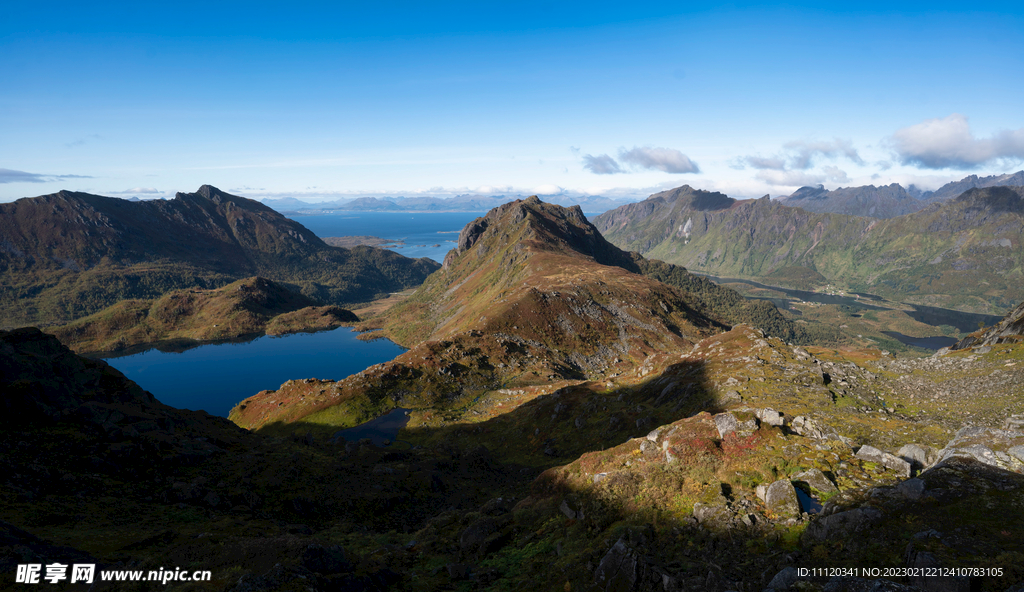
xmin=781 ymin=170 xmax=1024 ymax=218
xmin=260 ymin=193 xmax=640 ymax=214
xmin=0 ymin=185 xmax=439 ymax=327
xmin=594 ymin=184 xmax=1024 ymax=315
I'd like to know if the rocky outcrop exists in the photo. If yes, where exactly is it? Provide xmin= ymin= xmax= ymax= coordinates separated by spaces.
xmin=932 ymin=426 xmax=1024 ymax=473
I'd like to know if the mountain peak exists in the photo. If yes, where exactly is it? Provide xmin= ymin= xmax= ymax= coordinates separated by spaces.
xmin=954 ymin=185 xmax=1024 ymax=213
xmin=442 ymin=196 xmax=633 ymax=271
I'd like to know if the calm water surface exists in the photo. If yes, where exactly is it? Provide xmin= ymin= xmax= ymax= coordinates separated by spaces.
xmin=291 ymin=211 xmax=486 ymax=262
xmin=101 ymin=328 xmax=405 ymax=417
xmin=333 ymin=408 xmax=412 ymax=447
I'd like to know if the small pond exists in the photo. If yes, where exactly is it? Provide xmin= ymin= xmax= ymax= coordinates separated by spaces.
xmin=333 ymin=407 xmax=413 ymax=447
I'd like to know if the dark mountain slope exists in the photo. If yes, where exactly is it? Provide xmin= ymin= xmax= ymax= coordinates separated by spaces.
xmin=0 ymin=185 xmax=439 ymax=326
xmin=595 ymin=185 xmax=1024 ymax=314
xmin=0 ymin=327 xmax=531 ymax=589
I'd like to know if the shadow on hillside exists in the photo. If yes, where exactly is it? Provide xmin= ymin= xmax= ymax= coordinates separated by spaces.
xmin=254 ymin=355 xmax=902 ymax=590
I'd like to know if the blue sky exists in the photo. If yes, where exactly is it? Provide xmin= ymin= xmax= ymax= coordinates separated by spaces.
xmin=2 ymin=1 xmax=1023 ymax=202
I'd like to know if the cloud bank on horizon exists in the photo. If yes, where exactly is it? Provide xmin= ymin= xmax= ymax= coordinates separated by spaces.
xmin=1 ymin=3 xmax=1023 ymax=202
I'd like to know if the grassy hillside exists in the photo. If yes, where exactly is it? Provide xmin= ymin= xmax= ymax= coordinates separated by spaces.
xmin=594 ymin=185 xmax=1024 ymax=314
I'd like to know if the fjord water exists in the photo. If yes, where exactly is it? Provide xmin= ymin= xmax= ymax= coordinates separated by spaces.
xmin=101 ymin=328 xmax=405 ymax=417
xmin=291 ymin=211 xmax=486 ymax=262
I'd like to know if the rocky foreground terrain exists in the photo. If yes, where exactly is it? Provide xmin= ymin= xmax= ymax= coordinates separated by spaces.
xmin=2 ymin=197 xmax=1023 ymax=591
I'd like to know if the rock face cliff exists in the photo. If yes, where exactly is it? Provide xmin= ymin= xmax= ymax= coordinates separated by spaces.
xmin=954 ymin=299 xmax=1024 ymax=349
xmin=0 ymin=185 xmax=439 ymax=326
xmin=594 ymin=184 xmax=1024 ymax=314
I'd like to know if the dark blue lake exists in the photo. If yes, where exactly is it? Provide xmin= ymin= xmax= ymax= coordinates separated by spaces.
xmin=100 ymin=328 xmax=405 ymax=417
xmin=290 ymin=211 xmax=486 ymax=262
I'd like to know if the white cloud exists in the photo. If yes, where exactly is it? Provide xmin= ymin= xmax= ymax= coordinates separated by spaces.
xmin=472 ymin=185 xmax=514 ymax=194
xmin=740 ymin=138 xmax=863 ymax=172
xmin=619 ymin=146 xmax=700 ymax=174
xmin=582 ymin=154 xmax=623 ymax=175
xmin=755 ymin=166 xmax=850 ymax=187
xmin=889 ymin=113 xmax=1024 ymax=169
xmin=532 ymin=184 xmax=564 ymax=195
xmin=0 ymin=168 xmax=47 ymax=183
xmin=743 ymin=156 xmax=787 ymax=171
xmin=0 ymin=168 xmax=93 ymax=184
xmin=783 ymin=138 xmax=863 ymax=169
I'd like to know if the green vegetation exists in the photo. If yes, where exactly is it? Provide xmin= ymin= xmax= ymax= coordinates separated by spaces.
xmin=594 ymin=185 xmax=1024 ymax=315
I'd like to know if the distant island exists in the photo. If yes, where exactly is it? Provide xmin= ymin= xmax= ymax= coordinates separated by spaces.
xmin=260 ymin=193 xmax=644 ymax=214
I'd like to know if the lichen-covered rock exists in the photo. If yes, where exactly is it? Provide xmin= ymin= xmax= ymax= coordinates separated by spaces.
xmin=856 ymin=445 xmax=912 ymax=477
xmin=793 ymin=468 xmax=838 ymax=494
xmin=692 ymin=502 xmax=732 ymax=530
xmin=895 ymin=478 xmax=926 ymax=500
xmin=713 ymin=413 xmax=739 ymax=438
xmin=559 ymin=497 xmax=585 ymax=520
xmin=757 ymin=407 xmax=785 ymax=427
xmin=791 ymin=415 xmax=840 ymax=440
xmin=766 ymin=566 xmax=799 ymax=590
xmin=764 ymin=479 xmax=800 ymax=519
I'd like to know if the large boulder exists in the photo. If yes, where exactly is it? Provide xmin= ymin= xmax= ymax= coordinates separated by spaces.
xmin=792 ymin=468 xmax=838 ymax=494
xmin=764 ymin=479 xmax=800 ymax=519
xmin=593 ymin=538 xmax=664 ymax=592
xmin=897 ymin=444 xmax=939 ymax=473
xmin=713 ymin=413 xmax=739 ymax=438
xmin=757 ymin=407 xmax=785 ymax=427
xmin=713 ymin=411 xmax=758 ymax=438
xmin=803 ymin=507 xmax=883 ymax=543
